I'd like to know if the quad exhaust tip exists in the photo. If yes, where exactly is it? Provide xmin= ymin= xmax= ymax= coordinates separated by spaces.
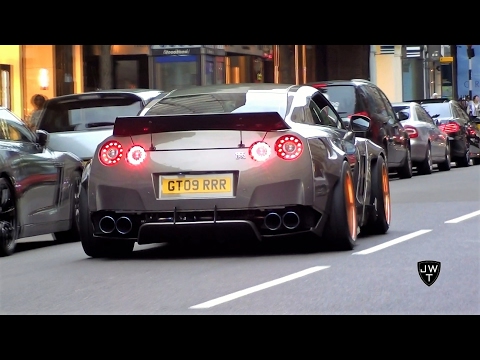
xmin=264 ymin=212 xmax=282 ymax=231
xmin=282 ymin=211 xmax=300 ymax=230
xmin=116 ymin=216 xmax=133 ymax=235
xmin=264 ymin=211 xmax=301 ymax=231
xmin=99 ymin=216 xmax=116 ymax=234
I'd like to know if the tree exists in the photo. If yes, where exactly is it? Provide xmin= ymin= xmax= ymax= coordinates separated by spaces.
xmin=99 ymin=45 xmax=112 ymax=89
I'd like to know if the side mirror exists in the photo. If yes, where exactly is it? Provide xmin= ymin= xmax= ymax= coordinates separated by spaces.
xmin=350 ymin=115 xmax=371 ymax=136
xmin=36 ymin=129 xmax=49 ymax=147
xmin=431 ymin=114 xmax=440 ymax=118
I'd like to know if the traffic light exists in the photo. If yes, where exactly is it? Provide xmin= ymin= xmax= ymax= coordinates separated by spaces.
xmin=467 ymin=45 xmax=475 ymax=58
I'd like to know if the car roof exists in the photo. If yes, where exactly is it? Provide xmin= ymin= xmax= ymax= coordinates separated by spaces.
xmin=306 ymin=79 xmax=374 ymax=87
xmin=392 ymin=102 xmax=417 ymax=107
xmin=406 ymin=98 xmax=451 ymax=104
xmin=163 ymin=83 xmax=299 ymax=98
xmin=45 ymin=89 xmax=164 ymax=103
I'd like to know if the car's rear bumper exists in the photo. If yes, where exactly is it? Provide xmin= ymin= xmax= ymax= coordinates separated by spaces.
xmin=448 ymin=138 xmax=468 ymax=158
xmin=409 ymin=139 xmax=427 ymax=162
xmin=89 ymin=205 xmax=323 ymax=244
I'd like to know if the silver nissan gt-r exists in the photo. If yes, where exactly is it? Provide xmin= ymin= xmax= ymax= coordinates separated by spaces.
xmin=78 ymin=84 xmax=391 ymax=258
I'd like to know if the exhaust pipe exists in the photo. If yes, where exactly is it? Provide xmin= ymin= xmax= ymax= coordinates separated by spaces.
xmin=116 ymin=216 xmax=133 ymax=235
xmin=99 ymin=216 xmax=115 ymax=234
xmin=282 ymin=211 xmax=300 ymax=230
xmin=264 ymin=212 xmax=282 ymax=231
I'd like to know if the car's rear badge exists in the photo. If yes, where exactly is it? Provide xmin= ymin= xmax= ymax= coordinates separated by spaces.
xmin=235 ymin=152 xmax=246 ymax=160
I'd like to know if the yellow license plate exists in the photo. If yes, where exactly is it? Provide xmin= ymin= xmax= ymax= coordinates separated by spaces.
xmin=160 ymin=174 xmax=233 ymax=197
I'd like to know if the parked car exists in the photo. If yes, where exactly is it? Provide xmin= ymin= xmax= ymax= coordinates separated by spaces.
xmin=306 ymin=79 xmax=413 ymax=178
xmin=0 ymin=107 xmax=84 ymax=256
xmin=418 ymin=99 xmax=480 ymax=166
xmin=392 ymin=102 xmax=451 ymax=173
xmin=36 ymin=89 xmax=164 ymax=164
xmin=78 ymin=83 xmax=391 ymax=258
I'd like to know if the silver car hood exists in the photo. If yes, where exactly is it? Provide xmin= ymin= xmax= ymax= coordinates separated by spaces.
xmin=47 ymin=129 xmax=113 ymax=160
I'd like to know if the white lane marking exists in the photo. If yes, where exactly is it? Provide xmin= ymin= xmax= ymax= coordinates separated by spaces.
xmin=189 ymin=266 xmax=330 ymax=309
xmin=352 ymin=229 xmax=432 ymax=255
xmin=445 ymin=210 xmax=480 ymax=224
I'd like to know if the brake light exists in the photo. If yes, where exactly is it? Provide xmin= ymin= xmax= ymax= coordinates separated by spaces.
xmin=126 ymin=145 xmax=147 ymax=165
xmin=403 ymin=125 xmax=418 ymax=138
xmin=467 ymin=126 xmax=476 ymax=137
xmin=275 ymin=135 xmax=303 ymax=160
xmin=312 ymin=83 xmax=327 ymax=89
xmin=348 ymin=111 xmax=369 ymax=119
xmin=249 ymin=141 xmax=271 ymax=162
xmin=438 ymin=122 xmax=461 ymax=134
xmin=99 ymin=141 xmax=124 ymax=166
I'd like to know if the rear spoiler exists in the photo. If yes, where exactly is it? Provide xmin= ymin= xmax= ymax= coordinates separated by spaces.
xmin=113 ymin=112 xmax=290 ymax=136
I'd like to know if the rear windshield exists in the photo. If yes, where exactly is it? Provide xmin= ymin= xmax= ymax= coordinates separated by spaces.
xmin=145 ymin=91 xmax=287 ymax=118
xmin=323 ymin=85 xmax=356 ymax=116
xmin=421 ymin=103 xmax=452 ymax=119
xmin=392 ymin=105 xmax=410 ymax=116
xmin=38 ymin=97 xmax=143 ymax=133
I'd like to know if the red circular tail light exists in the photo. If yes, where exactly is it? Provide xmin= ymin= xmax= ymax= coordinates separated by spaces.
xmin=275 ymin=135 xmax=303 ymax=160
xmin=249 ymin=141 xmax=271 ymax=162
xmin=126 ymin=145 xmax=147 ymax=165
xmin=99 ymin=141 xmax=124 ymax=166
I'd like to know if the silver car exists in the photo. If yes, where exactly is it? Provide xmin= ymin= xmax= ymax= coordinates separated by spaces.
xmin=0 ymin=107 xmax=84 ymax=256
xmin=36 ymin=89 xmax=164 ymax=164
xmin=392 ymin=102 xmax=451 ymax=174
xmin=78 ymin=84 xmax=391 ymax=258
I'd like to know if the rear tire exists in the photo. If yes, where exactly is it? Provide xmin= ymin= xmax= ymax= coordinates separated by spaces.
xmin=397 ymin=147 xmax=413 ymax=179
xmin=322 ymin=161 xmax=358 ymax=251
xmin=472 ymin=158 xmax=480 ymax=165
xmin=361 ymin=156 xmax=391 ymax=235
xmin=53 ymin=171 xmax=81 ymax=243
xmin=417 ymin=144 xmax=433 ymax=175
xmin=437 ymin=144 xmax=451 ymax=171
xmin=0 ymin=178 xmax=17 ymax=257
xmin=456 ymin=144 xmax=470 ymax=167
xmin=79 ymin=186 xmax=134 ymax=258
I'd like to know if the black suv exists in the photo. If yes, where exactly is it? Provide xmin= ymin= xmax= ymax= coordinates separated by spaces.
xmin=307 ymin=79 xmax=413 ymax=178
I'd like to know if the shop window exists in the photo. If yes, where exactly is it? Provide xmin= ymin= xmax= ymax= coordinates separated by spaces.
xmin=55 ymin=45 xmax=74 ymax=96
xmin=206 ymin=59 xmax=214 ymax=86
xmin=154 ymin=55 xmax=199 ymax=91
xmin=0 ymin=65 xmax=11 ymax=110
xmin=216 ymin=58 xmax=225 ymax=84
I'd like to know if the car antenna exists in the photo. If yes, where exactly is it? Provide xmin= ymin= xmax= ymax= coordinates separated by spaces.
xmin=149 ymin=120 xmax=156 ymax=151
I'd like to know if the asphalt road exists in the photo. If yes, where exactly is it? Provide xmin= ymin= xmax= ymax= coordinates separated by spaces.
xmin=1 ymin=164 xmax=479 ymax=314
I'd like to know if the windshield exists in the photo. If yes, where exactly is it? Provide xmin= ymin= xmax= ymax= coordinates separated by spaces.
xmin=323 ymin=85 xmax=356 ymax=115
xmin=38 ymin=98 xmax=143 ymax=133
xmin=421 ymin=103 xmax=452 ymax=119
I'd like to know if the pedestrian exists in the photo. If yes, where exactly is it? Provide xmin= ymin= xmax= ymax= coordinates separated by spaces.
xmin=28 ymin=94 xmax=47 ymax=131
xmin=467 ymin=95 xmax=480 ymax=119
xmin=431 ymin=93 xmax=440 ymax=99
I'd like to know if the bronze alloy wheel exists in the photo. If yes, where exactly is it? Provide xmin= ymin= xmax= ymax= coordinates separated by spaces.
xmin=381 ymin=163 xmax=391 ymax=225
xmin=344 ymin=171 xmax=358 ymax=240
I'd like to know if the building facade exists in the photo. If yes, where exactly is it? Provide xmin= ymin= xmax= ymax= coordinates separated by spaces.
xmin=0 ymin=45 xmax=83 ymax=119
xmin=4 ymin=44 xmax=429 ymax=121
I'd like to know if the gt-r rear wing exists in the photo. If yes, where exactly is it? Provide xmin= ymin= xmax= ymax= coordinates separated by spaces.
xmin=113 ymin=112 xmax=291 ymax=137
